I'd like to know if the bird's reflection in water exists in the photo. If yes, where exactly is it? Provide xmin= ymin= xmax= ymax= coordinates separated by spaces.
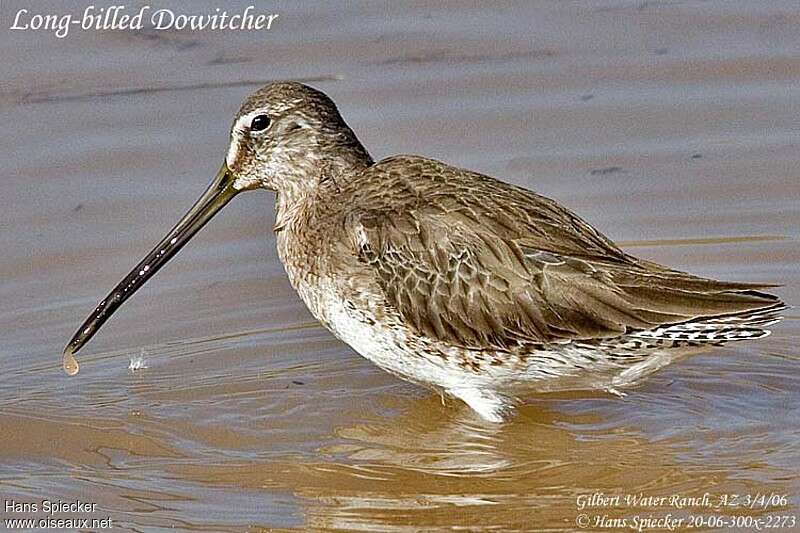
xmin=312 ymin=404 xmax=765 ymax=531
xmin=172 ymin=389 xmax=791 ymax=531
xmin=326 ymin=396 xmax=513 ymax=476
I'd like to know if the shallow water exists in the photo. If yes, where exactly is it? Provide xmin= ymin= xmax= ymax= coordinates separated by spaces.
xmin=2 ymin=1 xmax=799 ymax=531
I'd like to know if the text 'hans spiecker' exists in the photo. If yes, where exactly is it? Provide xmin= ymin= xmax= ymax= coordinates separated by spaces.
xmin=9 ymin=5 xmax=279 ymax=39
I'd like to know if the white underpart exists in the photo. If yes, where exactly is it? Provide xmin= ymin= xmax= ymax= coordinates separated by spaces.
xmin=294 ymin=270 xmax=783 ymax=422
xmin=316 ymin=286 xmax=718 ymax=422
xmin=316 ymin=282 xmax=617 ymax=421
xmin=312 ymin=280 xmax=498 ymax=405
xmin=313 ymin=279 xmax=532 ymax=422
xmin=320 ymin=287 xmax=446 ymax=383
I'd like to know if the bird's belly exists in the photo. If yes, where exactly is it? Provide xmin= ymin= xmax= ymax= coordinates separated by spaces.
xmin=325 ymin=303 xmax=446 ymax=387
xmin=308 ymin=285 xmax=485 ymax=391
xmin=294 ymin=278 xmax=702 ymax=397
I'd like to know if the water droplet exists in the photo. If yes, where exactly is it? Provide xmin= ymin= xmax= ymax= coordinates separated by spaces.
xmin=63 ymin=350 xmax=80 ymax=376
xmin=129 ymin=352 xmax=148 ymax=372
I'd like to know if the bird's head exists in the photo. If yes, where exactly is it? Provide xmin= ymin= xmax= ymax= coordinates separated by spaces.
xmin=62 ymin=82 xmax=370 ymax=374
xmin=225 ymin=82 xmax=371 ymax=196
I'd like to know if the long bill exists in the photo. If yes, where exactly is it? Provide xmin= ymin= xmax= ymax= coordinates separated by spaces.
xmin=63 ymin=163 xmax=240 ymax=376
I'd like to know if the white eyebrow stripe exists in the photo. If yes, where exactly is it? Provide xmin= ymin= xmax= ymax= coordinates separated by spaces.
xmin=234 ymin=110 xmax=266 ymax=132
xmin=227 ymin=110 xmax=269 ymax=167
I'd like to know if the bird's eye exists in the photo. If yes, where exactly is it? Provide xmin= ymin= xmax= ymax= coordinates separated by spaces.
xmin=250 ymin=115 xmax=271 ymax=132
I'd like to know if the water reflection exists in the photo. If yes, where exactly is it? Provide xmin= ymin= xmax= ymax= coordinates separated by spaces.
xmin=163 ymin=383 xmax=795 ymax=531
xmin=329 ymin=398 xmax=513 ymax=475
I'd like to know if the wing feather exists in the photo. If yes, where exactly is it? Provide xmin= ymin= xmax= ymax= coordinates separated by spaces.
xmin=345 ymin=156 xmax=781 ymax=349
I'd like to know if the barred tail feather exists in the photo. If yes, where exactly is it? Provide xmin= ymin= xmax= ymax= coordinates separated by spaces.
xmin=631 ymin=302 xmax=788 ymax=343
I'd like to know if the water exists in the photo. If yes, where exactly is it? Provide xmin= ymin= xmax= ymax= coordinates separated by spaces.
xmin=2 ymin=1 xmax=798 ymax=531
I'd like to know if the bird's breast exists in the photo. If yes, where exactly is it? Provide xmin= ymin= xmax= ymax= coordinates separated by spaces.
xmin=274 ymin=218 xmax=359 ymax=326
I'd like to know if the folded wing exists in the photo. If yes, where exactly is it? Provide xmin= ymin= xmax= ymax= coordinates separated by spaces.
xmin=346 ymin=156 xmax=781 ymax=350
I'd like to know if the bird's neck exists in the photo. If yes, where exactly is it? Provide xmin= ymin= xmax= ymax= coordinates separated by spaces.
xmin=274 ymin=146 xmax=372 ymax=233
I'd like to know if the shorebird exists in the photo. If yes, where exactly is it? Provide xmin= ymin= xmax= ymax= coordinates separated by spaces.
xmin=64 ymin=82 xmax=786 ymax=422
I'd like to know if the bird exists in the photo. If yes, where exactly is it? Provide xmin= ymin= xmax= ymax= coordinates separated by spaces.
xmin=63 ymin=82 xmax=787 ymax=422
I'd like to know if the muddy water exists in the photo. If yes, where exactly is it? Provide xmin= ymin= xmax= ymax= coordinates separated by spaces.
xmin=2 ymin=1 xmax=799 ymax=531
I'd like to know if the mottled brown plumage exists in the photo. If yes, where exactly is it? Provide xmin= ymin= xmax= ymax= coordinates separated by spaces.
xmin=345 ymin=156 xmax=780 ymax=347
xmin=64 ymin=82 xmax=786 ymax=421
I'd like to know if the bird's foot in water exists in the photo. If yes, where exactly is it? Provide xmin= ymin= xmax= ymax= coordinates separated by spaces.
xmin=449 ymin=387 xmax=515 ymax=423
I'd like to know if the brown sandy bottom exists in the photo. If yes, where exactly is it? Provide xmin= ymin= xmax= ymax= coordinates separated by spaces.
xmin=2 ymin=1 xmax=799 ymax=531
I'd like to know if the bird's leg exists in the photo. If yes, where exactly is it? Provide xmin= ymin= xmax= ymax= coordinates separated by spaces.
xmin=448 ymin=387 xmax=515 ymax=423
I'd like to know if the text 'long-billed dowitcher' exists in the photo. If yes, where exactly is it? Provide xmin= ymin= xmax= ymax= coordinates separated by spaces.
xmin=64 ymin=82 xmax=786 ymax=422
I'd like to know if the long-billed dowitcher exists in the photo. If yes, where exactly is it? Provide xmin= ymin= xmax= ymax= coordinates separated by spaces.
xmin=64 ymin=82 xmax=786 ymax=421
